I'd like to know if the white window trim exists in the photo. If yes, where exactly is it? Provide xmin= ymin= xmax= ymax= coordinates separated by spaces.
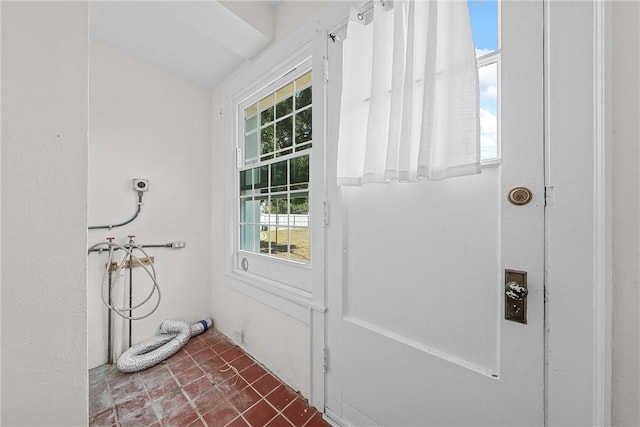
xmin=477 ymin=49 xmax=502 ymax=167
xmin=236 ymin=61 xmax=314 ymax=295
xmin=223 ymin=37 xmax=323 ymax=321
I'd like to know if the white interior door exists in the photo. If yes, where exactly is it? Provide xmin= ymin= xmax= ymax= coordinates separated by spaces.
xmin=325 ymin=1 xmax=544 ymax=425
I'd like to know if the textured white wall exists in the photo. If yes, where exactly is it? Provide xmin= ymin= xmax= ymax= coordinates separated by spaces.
xmin=87 ymin=41 xmax=213 ymax=368
xmin=1 ymin=2 xmax=88 ymax=425
xmin=273 ymin=1 xmax=328 ymax=42
xmin=612 ymin=2 xmax=640 ymax=425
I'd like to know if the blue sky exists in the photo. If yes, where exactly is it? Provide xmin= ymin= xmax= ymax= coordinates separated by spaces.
xmin=468 ymin=0 xmax=498 ymax=159
xmin=468 ymin=0 xmax=498 ymax=52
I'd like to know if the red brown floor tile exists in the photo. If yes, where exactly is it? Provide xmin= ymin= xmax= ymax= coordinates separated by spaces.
xmin=265 ymin=415 xmax=293 ymax=427
xmin=282 ymin=397 xmax=314 ymax=427
xmin=161 ymin=401 xmax=201 ymax=427
xmin=89 ymin=327 xmax=330 ymax=427
xmin=118 ymin=401 xmax=158 ymax=427
xmin=89 ymin=407 xmax=116 ymax=427
xmin=173 ymin=363 xmax=206 ymax=387
xmin=242 ymin=400 xmax=278 ymax=426
xmin=303 ymin=412 xmax=328 ymax=427
xmin=183 ymin=375 xmax=216 ymax=401
xmin=241 ymin=363 xmax=268 ymax=385
xmin=228 ymin=386 xmax=261 ymax=413
xmin=264 ymin=385 xmax=297 ymax=411
xmin=252 ymin=374 xmax=280 ymax=397
xmin=219 ymin=346 xmax=245 ymax=363
xmin=201 ymin=403 xmax=240 ymax=427
xmin=227 ymin=415 xmax=251 ymax=427
xmin=229 ymin=354 xmax=255 ymax=372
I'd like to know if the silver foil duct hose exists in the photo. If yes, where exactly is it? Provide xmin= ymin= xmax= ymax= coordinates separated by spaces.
xmin=117 ymin=319 xmax=213 ymax=373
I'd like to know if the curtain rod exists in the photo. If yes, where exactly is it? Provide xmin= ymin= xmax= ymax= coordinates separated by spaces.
xmin=328 ymin=0 xmax=379 ymax=43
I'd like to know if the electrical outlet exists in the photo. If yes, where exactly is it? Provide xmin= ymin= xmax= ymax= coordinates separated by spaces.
xmin=133 ymin=178 xmax=149 ymax=192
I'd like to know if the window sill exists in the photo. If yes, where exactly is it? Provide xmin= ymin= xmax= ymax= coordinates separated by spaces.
xmin=481 ymin=158 xmax=502 ymax=168
xmin=224 ymin=269 xmax=323 ymax=324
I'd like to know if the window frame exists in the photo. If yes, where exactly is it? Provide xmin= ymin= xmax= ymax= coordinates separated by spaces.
xmin=469 ymin=0 xmax=502 ymax=166
xmin=224 ymin=45 xmax=319 ymax=299
xmin=477 ymin=50 xmax=501 ymax=166
xmin=237 ymin=66 xmax=314 ymax=267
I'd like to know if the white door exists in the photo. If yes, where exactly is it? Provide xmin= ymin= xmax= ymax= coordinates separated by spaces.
xmin=325 ymin=1 xmax=544 ymax=425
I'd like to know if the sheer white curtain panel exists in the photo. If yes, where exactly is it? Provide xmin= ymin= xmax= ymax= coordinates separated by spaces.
xmin=337 ymin=0 xmax=481 ymax=186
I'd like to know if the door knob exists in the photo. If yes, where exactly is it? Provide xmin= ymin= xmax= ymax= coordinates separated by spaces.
xmin=506 ymin=282 xmax=528 ymax=301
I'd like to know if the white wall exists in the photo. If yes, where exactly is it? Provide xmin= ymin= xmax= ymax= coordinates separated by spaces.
xmin=273 ymin=1 xmax=329 ymax=42
xmin=1 ymin=2 xmax=88 ymax=425
xmin=612 ymin=2 xmax=640 ymax=425
xmin=88 ymin=41 xmax=213 ymax=368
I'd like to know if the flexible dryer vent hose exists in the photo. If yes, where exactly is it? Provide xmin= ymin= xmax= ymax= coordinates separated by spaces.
xmin=117 ymin=319 xmax=213 ymax=373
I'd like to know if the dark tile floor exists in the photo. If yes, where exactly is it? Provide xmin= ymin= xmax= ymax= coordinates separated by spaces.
xmin=89 ymin=327 xmax=330 ymax=427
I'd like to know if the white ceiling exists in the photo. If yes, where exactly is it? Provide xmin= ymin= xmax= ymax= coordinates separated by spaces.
xmin=89 ymin=1 xmax=276 ymax=89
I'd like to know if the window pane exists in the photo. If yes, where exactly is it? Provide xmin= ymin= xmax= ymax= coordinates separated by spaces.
xmin=295 ymin=108 xmax=312 ymax=144
xmin=257 ymin=195 xmax=269 ymax=219
xmin=259 ymin=93 xmax=275 ymax=112
xmin=295 ymin=87 xmax=312 ymax=110
xmin=276 ymin=97 xmax=293 ymax=118
xmin=261 ymin=125 xmax=274 ymax=159
xmin=468 ymin=0 xmax=498 ymax=56
xmin=240 ymin=224 xmax=259 ymax=252
xmin=295 ymin=71 xmax=312 ymax=90
xmin=290 ymin=155 xmax=309 ymax=186
xmin=240 ymin=169 xmax=253 ymax=195
xmin=245 ymin=114 xmax=258 ymax=132
xmin=260 ymin=106 xmax=274 ymax=125
xmin=290 ymin=227 xmax=309 ymax=263
xmin=270 ymin=195 xmax=289 ymax=217
xmin=290 ymin=193 xmax=309 ymax=216
xmin=254 ymin=165 xmax=269 ymax=190
xmin=276 ymin=82 xmax=294 ymax=101
xmin=240 ymin=198 xmax=260 ymax=223
xmin=274 ymin=226 xmax=291 ymax=257
xmin=245 ymin=103 xmax=258 ymax=118
xmin=258 ymin=197 xmax=270 ymax=250
xmin=238 ymin=69 xmax=312 ymax=265
xmin=245 ymin=132 xmax=258 ymax=164
xmin=479 ymin=62 xmax=498 ymax=160
xmin=276 ymin=116 xmax=293 ymax=152
xmin=270 ymin=160 xmax=287 ymax=189
xmin=260 ymin=226 xmax=273 ymax=254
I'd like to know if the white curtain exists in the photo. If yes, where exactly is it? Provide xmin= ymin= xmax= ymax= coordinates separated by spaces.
xmin=337 ymin=0 xmax=480 ymax=185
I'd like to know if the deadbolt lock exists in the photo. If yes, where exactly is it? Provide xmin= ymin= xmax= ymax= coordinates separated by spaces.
xmin=505 ymin=269 xmax=528 ymax=324
xmin=508 ymin=187 xmax=533 ymax=206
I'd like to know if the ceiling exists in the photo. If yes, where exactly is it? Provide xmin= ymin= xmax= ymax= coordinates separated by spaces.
xmin=89 ymin=1 xmax=277 ymax=89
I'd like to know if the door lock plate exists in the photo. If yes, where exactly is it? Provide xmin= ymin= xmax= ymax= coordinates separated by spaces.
xmin=505 ymin=269 xmax=527 ymax=324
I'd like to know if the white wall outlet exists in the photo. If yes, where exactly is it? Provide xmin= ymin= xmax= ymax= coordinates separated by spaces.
xmin=132 ymin=178 xmax=149 ymax=192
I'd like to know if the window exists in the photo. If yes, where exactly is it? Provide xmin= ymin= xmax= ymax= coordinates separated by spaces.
xmin=468 ymin=0 xmax=500 ymax=161
xmin=239 ymin=71 xmax=313 ymax=265
xmin=222 ymin=24 xmax=327 ymax=317
xmin=224 ymin=38 xmax=318 ymax=298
